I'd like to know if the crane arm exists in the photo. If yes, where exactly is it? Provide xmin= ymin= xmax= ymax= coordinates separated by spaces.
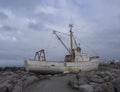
xmin=53 ymin=30 xmax=71 ymax=54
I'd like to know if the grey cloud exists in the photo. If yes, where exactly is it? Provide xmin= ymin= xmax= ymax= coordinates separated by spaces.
xmin=0 ymin=0 xmax=45 ymax=17
xmin=29 ymin=22 xmax=40 ymax=30
xmin=0 ymin=12 xmax=8 ymax=19
xmin=28 ymin=22 xmax=46 ymax=31
xmin=0 ymin=25 xmax=16 ymax=32
xmin=0 ymin=0 xmax=120 ymax=66
xmin=0 ymin=0 xmax=41 ymax=9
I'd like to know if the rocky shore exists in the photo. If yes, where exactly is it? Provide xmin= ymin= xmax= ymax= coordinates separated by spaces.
xmin=68 ymin=63 xmax=120 ymax=92
xmin=0 ymin=64 xmax=120 ymax=92
xmin=0 ymin=67 xmax=51 ymax=92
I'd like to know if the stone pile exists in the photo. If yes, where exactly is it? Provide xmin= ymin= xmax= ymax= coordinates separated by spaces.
xmin=68 ymin=64 xmax=120 ymax=92
xmin=0 ymin=67 xmax=51 ymax=92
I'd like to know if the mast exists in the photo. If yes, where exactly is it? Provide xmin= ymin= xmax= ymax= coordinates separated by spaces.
xmin=69 ymin=24 xmax=74 ymax=61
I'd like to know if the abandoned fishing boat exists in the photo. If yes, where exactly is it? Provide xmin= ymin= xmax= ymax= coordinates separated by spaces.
xmin=24 ymin=24 xmax=99 ymax=73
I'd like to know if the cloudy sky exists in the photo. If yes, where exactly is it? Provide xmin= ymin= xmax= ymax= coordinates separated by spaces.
xmin=0 ymin=0 xmax=120 ymax=66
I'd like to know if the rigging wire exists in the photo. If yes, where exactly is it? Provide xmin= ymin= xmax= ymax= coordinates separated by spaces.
xmin=74 ymin=35 xmax=99 ymax=56
xmin=72 ymin=27 xmax=99 ymax=56
xmin=52 ymin=30 xmax=98 ymax=55
xmin=45 ymin=28 xmax=99 ymax=57
xmin=45 ymin=30 xmax=69 ymax=53
xmin=53 ymin=30 xmax=70 ymax=54
xmin=53 ymin=30 xmax=69 ymax=36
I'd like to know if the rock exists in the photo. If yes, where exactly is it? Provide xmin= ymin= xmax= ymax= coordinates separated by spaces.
xmin=0 ymin=67 xmax=42 ymax=92
xmin=2 ymin=71 xmax=14 ymax=76
xmin=43 ymin=75 xmax=51 ymax=79
xmin=0 ymin=81 xmax=13 ymax=92
xmin=111 ymin=72 xmax=118 ymax=79
xmin=0 ymin=86 xmax=8 ymax=92
xmin=12 ymin=80 xmax=23 ymax=92
xmin=38 ymin=75 xmax=51 ymax=80
xmin=112 ymin=77 xmax=120 ymax=92
xmin=76 ymin=72 xmax=87 ymax=79
xmin=85 ymin=72 xmax=104 ymax=83
xmin=102 ymin=82 xmax=114 ymax=92
xmin=96 ymin=71 xmax=105 ymax=78
xmin=79 ymin=84 xmax=94 ymax=92
xmin=78 ymin=79 xmax=87 ymax=85
xmin=76 ymin=72 xmax=89 ymax=84
xmin=103 ymin=76 xmax=110 ymax=82
xmin=68 ymin=79 xmax=79 ymax=89
xmin=23 ymin=75 xmax=38 ymax=88
xmin=94 ymin=82 xmax=114 ymax=92
xmin=94 ymin=85 xmax=104 ymax=92
xmin=104 ymin=71 xmax=114 ymax=80
xmin=89 ymin=82 xmax=98 ymax=89
xmin=89 ymin=77 xmax=104 ymax=83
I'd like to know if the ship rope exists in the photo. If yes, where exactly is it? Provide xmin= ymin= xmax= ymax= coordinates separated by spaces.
xmin=45 ymin=29 xmax=99 ymax=62
xmin=45 ymin=31 xmax=69 ymax=55
xmin=53 ymin=30 xmax=70 ymax=36
xmin=74 ymin=36 xmax=99 ymax=56
xmin=45 ymin=30 xmax=70 ymax=53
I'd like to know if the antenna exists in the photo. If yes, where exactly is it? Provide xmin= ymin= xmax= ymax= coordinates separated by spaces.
xmin=70 ymin=15 xmax=74 ymax=25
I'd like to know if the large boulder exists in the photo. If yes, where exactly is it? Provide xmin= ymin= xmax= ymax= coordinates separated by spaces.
xmin=89 ymin=77 xmax=104 ymax=83
xmin=86 ymin=74 xmax=104 ymax=84
xmin=112 ymin=77 xmax=120 ymax=92
xmin=94 ymin=82 xmax=114 ymax=92
xmin=22 ymin=75 xmax=38 ymax=88
xmin=76 ymin=72 xmax=89 ymax=84
xmin=78 ymin=79 xmax=87 ymax=85
xmin=0 ymin=81 xmax=13 ymax=92
xmin=68 ymin=79 xmax=79 ymax=89
xmin=79 ymin=84 xmax=94 ymax=92
xmin=12 ymin=80 xmax=23 ymax=92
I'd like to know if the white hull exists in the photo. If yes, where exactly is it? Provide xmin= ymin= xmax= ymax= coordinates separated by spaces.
xmin=24 ymin=59 xmax=99 ymax=73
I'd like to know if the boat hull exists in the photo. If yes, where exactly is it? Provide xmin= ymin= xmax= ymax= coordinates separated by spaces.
xmin=24 ymin=59 xmax=99 ymax=73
